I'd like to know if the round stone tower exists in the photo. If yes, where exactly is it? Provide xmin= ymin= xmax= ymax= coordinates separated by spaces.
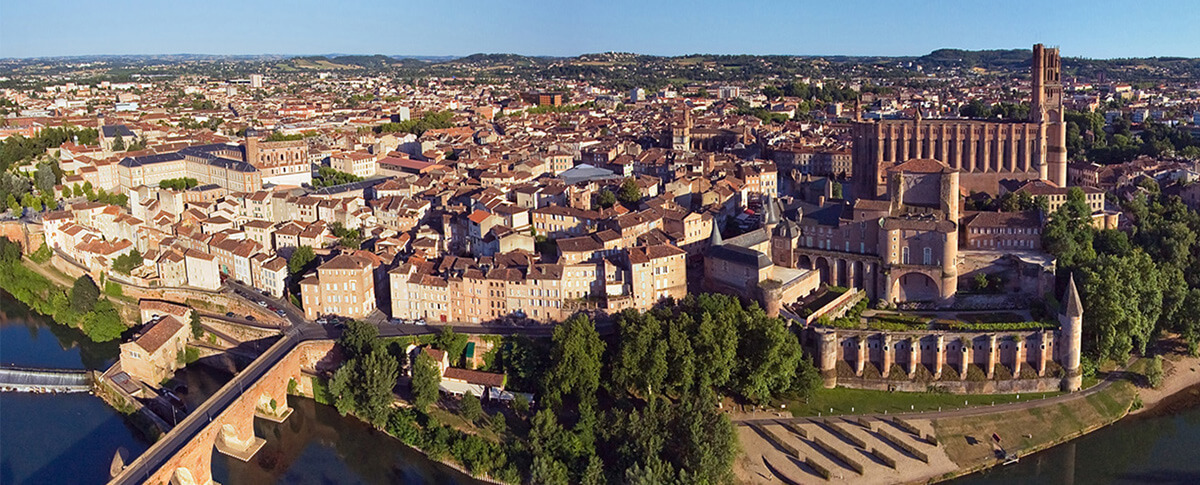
xmin=818 ymin=329 xmax=839 ymax=388
xmin=1059 ymin=273 xmax=1083 ymax=392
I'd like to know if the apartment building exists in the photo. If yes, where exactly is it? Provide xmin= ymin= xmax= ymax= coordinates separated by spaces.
xmin=300 ymin=254 xmax=377 ymax=320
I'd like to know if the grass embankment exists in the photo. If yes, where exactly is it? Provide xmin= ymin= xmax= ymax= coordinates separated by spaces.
xmin=779 ymin=387 xmax=1060 ymax=417
xmin=931 ymin=380 xmax=1136 ymax=473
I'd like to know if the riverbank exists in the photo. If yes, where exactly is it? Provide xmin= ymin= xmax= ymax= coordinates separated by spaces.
xmin=1130 ymin=341 xmax=1200 ymax=416
xmin=733 ymin=378 xmax=1138 ymax=484
xmin=0 ymin=257 xmax=132 ymax=342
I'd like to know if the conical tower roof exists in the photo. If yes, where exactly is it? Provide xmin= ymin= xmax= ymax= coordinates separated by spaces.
xmin=763 ymin=194 xmax=780 ymax=226
xmin=709 ymin=218 xmax=723 ymax=246
xmin=1064 ymin=272 xmax=1083 ymax=318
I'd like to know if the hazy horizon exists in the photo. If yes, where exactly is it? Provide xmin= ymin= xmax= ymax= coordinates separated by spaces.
xmin=3 ymin=0 xmax=1199 ymax=60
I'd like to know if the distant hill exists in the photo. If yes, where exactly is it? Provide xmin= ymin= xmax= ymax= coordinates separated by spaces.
xmin=916 ymin=48 xmax=1032 ymax=71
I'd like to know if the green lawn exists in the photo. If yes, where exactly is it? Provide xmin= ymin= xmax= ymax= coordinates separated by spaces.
xmin=778 ymin=387 xmax=1060 ymax=417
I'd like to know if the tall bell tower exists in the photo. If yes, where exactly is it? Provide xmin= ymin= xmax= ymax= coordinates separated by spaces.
xmin=1031 ymin=44 xmax=1067 ymax=187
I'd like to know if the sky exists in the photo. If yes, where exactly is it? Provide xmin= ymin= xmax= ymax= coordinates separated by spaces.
xmin=2 ymin=0 xmax=1199 ymax=59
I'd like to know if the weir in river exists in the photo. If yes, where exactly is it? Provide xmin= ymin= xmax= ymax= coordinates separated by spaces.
xmin=0 ymin=365 xmax=93 ymax=392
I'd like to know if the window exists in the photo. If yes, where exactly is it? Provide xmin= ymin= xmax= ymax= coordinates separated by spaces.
xmin=923 ymin=247 xmax=932 ymax=265
xmin=901 ymin=247 xmax=910 ymax=264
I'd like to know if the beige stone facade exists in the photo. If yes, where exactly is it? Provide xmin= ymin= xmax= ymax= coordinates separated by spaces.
xmin=300 ymin=254 xmax=377 ymax=320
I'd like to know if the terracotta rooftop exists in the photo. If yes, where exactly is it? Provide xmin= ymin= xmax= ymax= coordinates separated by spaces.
xmin=134 ymin=315 xmax=184 ymax=354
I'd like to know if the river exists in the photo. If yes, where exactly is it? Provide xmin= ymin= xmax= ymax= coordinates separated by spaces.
xmin=0 ymin=291 xmax=475 ymax=485
xmin=0 ymin=291 xmax=147 ymax=485
xmin=954 ymin=388 xmax=1200 ymax=484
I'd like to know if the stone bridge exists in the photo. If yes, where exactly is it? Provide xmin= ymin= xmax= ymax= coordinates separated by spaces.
xmin=109 ymin=336 xmax=337 ymax=485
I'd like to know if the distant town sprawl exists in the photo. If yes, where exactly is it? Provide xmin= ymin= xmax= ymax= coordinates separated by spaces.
xmin=0 ymin=44 xmax=1198 ymax=331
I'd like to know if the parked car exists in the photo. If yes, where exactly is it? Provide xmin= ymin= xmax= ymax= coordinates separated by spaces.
xmin=257 ymin=301 xmax=268 ymax=307
xmin=415 ymin=318 xmax=427 ymax=326
xmin=245 ymin=315 xmax=256 ymax=321
xmin=275 ymin=310 xmax=287 ymax=317
xmin=225 ymin=311 xmax=235 ymax=317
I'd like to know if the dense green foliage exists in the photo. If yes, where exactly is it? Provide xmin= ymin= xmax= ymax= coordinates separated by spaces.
xmin=594 ymin=189 xmax=616 ymax=209
xmin=70 ymin=275 xmax=100 ymax=313
xmin=517 ymin=296 xmax=817 ymax=484
xmin=319 ymin=295 xmax=816 ymax=483
xmin=411 ymin=351 xmax=440 ymax=412
xmin=329 ymin=222 xmax=364 ymax=249
xmin=287 ymin=245 xmax=317 ymax=277
xmin=111 ymin=250 xmax=143 ymax=275
xmin=617 ymin=178 xmax=642 ymax=205
xmin=1147 ymin=356 xmax=1165 ymax=388
xmin=959 ymin=100 xmax=1030 ymax=120
xmin=263 ymin=132 xmax=306 ymax=142
xmin=327 ymin=321 xmax=399 ymax=428
xmin=1066 ymin=110 xmax=1200 ymax=164
xmin=189 ymin=310 xmax=203 ymax=339
xmin=375 ymin=110 xmax=455 ymax=136
xmin=313 ymin=166 xmax=363 ymax=188
xmin=460 ymin=392 xmax=483 ymax=423
xmin=0 ymin=239 xmax=126 ymax=341
xmin=1043 ymin=185 xmax=1200 ymax=360
xmin=0 ymin=125 xmax=98 ymax=171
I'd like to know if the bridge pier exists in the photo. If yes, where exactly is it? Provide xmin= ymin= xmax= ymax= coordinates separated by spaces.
xmin=169 ymin=466 xmax=212 ymax=485
xmin=215 ymin=422 xmax=266 ymax=463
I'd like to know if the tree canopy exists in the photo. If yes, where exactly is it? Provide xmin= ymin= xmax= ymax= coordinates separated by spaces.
xmin=70 ymin=275 xmax=100 ymax=313
xmin=617 ymin=178 xmax=642 ymax=205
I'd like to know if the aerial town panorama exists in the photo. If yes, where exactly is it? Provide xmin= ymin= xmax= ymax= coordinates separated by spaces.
xmin=2 ymin=2 xmax=1200 ymax=485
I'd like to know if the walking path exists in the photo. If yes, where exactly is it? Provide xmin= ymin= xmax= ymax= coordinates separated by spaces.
xmin=735 ymin=375 xmax=1115 ymax=426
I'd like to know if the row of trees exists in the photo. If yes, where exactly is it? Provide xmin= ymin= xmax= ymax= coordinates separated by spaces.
xmin=158 ymin=177 xmax=199 ymax=191
xmin=1043 ymin=186 xmax=1200 ymax=359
